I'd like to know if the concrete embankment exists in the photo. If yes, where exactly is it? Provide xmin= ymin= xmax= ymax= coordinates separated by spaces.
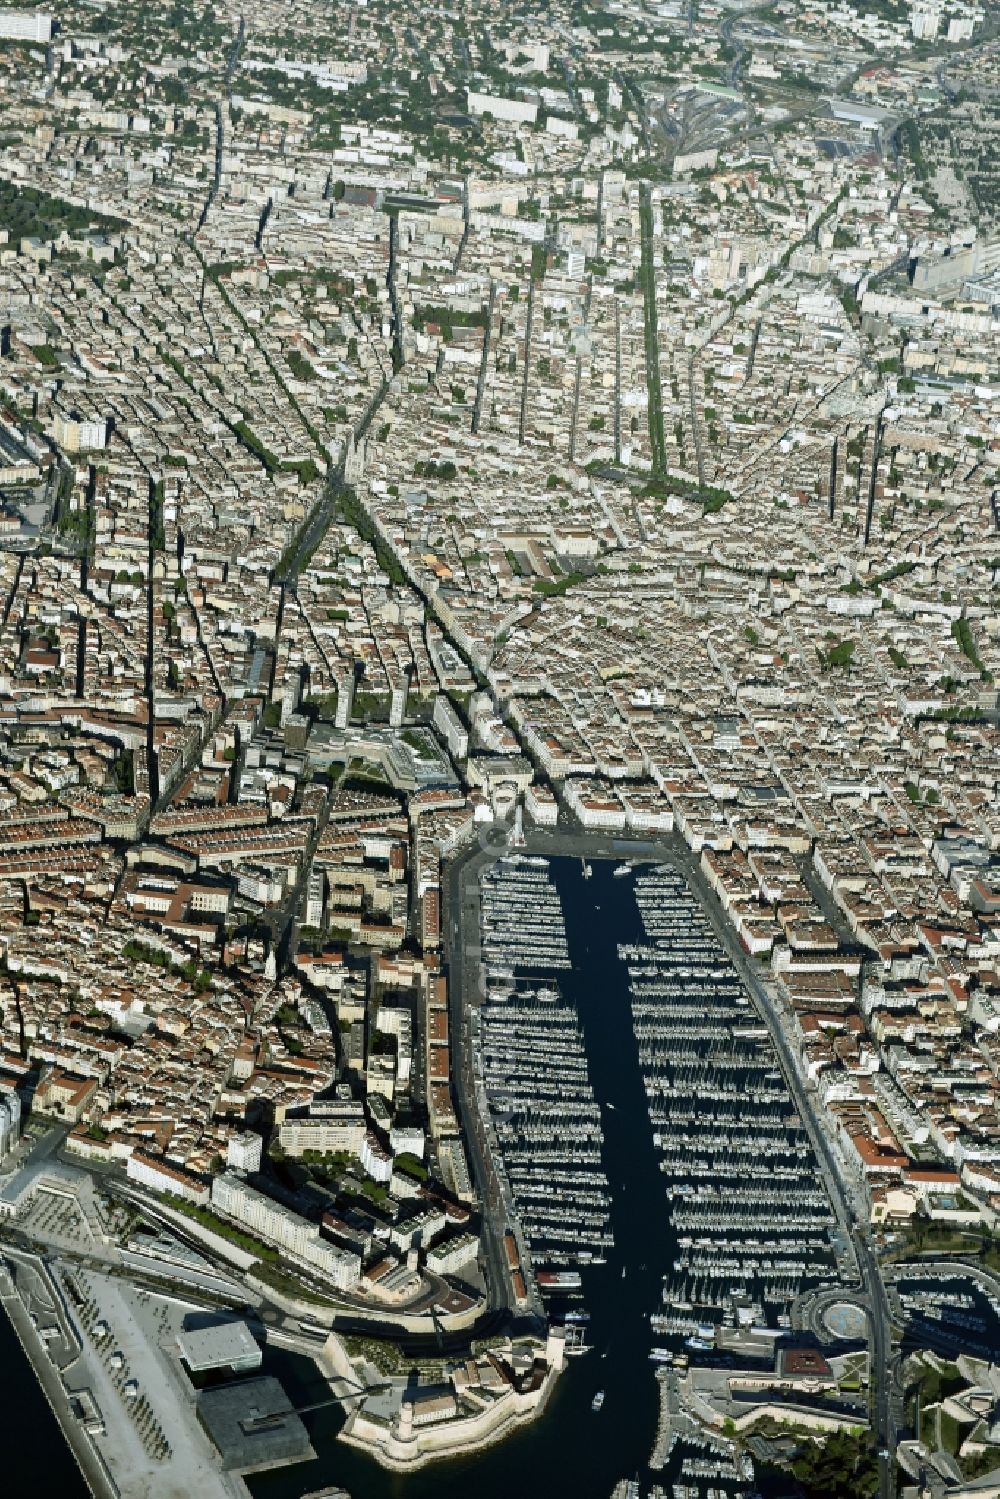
xmin=0 ymin=1262 xmax=117 ymax=1499
xmin=340 ymin=1363 xmax=563 ymax=1473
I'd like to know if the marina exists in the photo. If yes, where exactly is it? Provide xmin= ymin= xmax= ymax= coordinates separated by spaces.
xmin=625 ymin=865 xmax=837 ymax=1342
xmin=479 ymin=854 xmax=572 ymax=976
xmin=247 ymin=850 xmax=837 ymax=1499
xmin=894 ymin=1272 xmax=1000 ymax=1360
xmin=473 ymin=855 xmax=613 ymax=1287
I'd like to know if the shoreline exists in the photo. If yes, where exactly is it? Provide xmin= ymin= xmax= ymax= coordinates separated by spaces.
xmin=3 ymin=827 xmax=845 ymax=1498
xmin=0 ymin=1260 xmax=114 ymax=1499
xmin=338 ymin=1359 xmax=563 ymax=1472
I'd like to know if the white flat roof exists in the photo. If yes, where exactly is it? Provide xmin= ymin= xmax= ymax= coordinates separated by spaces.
xmin=177 ymin=1320 xmax=262 ymax=1372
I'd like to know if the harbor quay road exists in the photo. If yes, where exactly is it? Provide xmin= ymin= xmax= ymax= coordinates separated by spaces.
xmin=3 ymin=0 xmax=1000 ymax=1493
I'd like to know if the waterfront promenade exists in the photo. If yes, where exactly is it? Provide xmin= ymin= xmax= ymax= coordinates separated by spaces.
xmin=0 ymin=1255 xmax=108 ymax=1499
xmin=1 ymin=1243 xmax=247 ymax=1499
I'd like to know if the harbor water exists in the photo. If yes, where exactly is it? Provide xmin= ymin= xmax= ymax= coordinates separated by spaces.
xmin=0 ymin=856 xmax=800 ymax=1499
xmin=0 ymin=1301 xmax=90 ymax=1496
xmin=250 ymin=856 xmax=677 ymax=1499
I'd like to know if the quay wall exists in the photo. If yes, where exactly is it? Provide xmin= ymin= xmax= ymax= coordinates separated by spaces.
xmin=729 ymin=1400 xmax=869 ymax=1437
xmin=245 ymin=1264 xmax=485 ymax=1334
xmin=340 ymin=1365 xmax=560 ymax=1471
xmin=330 ymin=1297 xmax=485 ymax=1334
xmin=0 ymin=1259 xmax=119 ymax=1499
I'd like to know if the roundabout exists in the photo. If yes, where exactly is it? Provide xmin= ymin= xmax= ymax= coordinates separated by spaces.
xmin=823 ymin=1300 xmax=870 ymax=1342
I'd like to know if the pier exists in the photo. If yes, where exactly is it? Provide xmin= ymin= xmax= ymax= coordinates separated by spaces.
xmin=624 ymin=866 xmax=836 ymax=1340
xmin=472 ymin=855 xmax=612 ymax=1296
xmin=0 ymin=1255 xmax=111 ymax=1499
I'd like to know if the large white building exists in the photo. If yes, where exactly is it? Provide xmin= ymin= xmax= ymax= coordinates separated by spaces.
xmin=304 ymin=867 xmax=325 ymax=929
xmin=524 ymin=782 xmax=558 ymax=826
xmin=432 ymin=695 xmax=469 ymax=761
xmin=389 ymin=676 xmax=408 ymax=728
xmin=211 ymin=1173 xmax=360 ymax=1290
xmin=467 ymin=90 xmax=538 ymax=126
xmin=426 ymin=1232 xmax=479 ymax=1277
xmin=278 ymin=1103 xmax=366 ymax=1157
xmin=0 ymin=425 xmax=40 ymax=485
xmin=564 ymin=778 xmax=627 ymax=831
xmin=127 ymin=1149 xmax=209 ymax=1205
xmin=334 ymin=671 xmax=354 ymax=730
xmin=226 ymin=1131 xmax=263 ymax=1173
xmin=360 ymin=1130 xmax=393 ymax=1184
xmin=53 ymin=413 xmax=108 ymax=453
xmin=0 ymin=1086 xmax=21 ymax=1160
xmin=376 ymin=1003 xmax=413 ymax=1086
xmin=389 ymin=1205 xmax=446 ymax=1254
xmin=0 ymin=11 xmax=52 ymax=42
xmin=389 ymin=1123 xmax=425 ymax=1160
xmin=911 ymin=2 xmax=940 ymax=37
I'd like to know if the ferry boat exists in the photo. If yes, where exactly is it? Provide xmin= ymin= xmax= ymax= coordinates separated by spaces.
xmin=591 ymin=1390 xmax=605 ymax=1412
xmin=537 ymin=1269 xmax=583 ymax=1290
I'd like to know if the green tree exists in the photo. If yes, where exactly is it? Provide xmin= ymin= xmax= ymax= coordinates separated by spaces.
xmin=792 ymin=1429 xmax=879 ymax=1498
